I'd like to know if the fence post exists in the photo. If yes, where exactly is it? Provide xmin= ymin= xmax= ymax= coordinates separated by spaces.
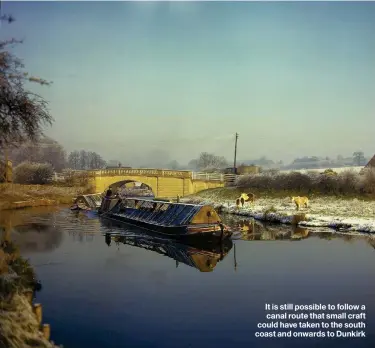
xmin=33 ymin=303 xmax=42 ymax=326
xmin=42 ymin=324 xmax=51 ymax=340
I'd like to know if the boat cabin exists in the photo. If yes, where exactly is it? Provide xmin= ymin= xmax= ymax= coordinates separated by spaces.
xmin=73 ymin=194 xmax=102 ymax=210
xmin=106 ymin=197 xmax=222 ymax=226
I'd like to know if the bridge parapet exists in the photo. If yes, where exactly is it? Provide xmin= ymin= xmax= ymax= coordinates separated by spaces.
xmin=87 ymin=168 xmax=192 ymax=179
xmin=58 ymin=168 xmax=224 ymax=183
xmin=192 ymin=172 xmax=224 ymax=182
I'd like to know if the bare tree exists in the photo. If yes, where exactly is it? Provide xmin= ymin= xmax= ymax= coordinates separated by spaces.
xmin=0 ymin=14 xmax=53 ymax=148
xmin=87 ymin=151 xmax=106 ymax=169
xmin=166 ymin=160 xmax=179 ymax=170
xmin=8 ymin=136 xmax=67 ymax=171
xmin=68 ymin=150 xmax=80 ymax=169
xmin=196 ymin=152 xmax=228 ymax=171
xmin=187 ymin=159 xmax=198 ymax=170
xmin=68 ymin=150 xmax=106 ymax=170
xmin=79 ymin=150 xmax=88 ymax=169
xmin=353 ymin=151 xmax=365 ymax=166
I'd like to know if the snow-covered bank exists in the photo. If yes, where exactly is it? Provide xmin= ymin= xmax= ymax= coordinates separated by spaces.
xmin=182 ymin=194 xmax=375 ymax=234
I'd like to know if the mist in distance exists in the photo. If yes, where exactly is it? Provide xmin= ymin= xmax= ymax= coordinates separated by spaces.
xmin=1 ymin=1 xmax=374 ymax=168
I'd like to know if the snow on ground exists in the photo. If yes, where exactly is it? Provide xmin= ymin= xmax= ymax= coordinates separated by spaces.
xmin=279 ymin=166 xmax=364 ymax=174
xmin=182 ymin=195 xmax=375 ymax=233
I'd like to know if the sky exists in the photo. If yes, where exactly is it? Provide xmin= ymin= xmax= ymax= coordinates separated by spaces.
xmin=1 ymin=1 xmax=375 ymax=166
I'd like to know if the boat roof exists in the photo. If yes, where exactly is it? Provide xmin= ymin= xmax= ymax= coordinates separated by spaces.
xmin=115 ymin=197 xmax=221 ymax=226
xmin=123 ymin=197 xmax=204 ymax=207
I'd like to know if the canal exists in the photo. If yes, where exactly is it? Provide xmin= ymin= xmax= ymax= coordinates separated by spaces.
xmin=1 ymin=206 xmax=375 ymax=348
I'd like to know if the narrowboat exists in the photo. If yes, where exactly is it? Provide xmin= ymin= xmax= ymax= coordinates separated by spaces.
xmin=99 ymin=197 xmax=232 ymax=240
xmin=103 ymin=230 xmax=233 ymax=272
xmin=70 ymin=194 xmax=102 ymax=212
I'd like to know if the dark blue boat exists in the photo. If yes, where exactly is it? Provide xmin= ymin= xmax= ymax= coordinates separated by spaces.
xmin=99 ymin=197 xmax=232 ymax=241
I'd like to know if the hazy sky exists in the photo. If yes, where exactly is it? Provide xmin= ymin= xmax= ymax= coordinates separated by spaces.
xmin=1 ymin=1 xmax=374 ymax=166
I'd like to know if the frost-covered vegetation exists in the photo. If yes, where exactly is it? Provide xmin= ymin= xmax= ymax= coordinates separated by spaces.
xmin=0 ymin=241 xmax=61 ymax=348
xmin=13 ymin=162 xmax=54 ymax=185
xmin=184 ymin=169 xmax=375 ymax=233
xmin=235 ymin=168 xmax=375 ymax=196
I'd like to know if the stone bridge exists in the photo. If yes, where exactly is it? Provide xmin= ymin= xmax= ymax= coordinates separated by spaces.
xmin=86 ymin=168 xmax=224 ymax=198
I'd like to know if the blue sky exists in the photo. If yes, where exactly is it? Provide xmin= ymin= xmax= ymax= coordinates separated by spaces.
xmin=1 ymin=1 xmax=374 ymax=166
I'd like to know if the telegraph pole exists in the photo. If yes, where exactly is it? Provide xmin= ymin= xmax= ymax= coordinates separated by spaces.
xmin=233 ymin=132 xmax=238 ymax=174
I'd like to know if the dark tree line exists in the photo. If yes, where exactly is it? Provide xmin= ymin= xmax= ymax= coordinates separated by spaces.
xmin=67 ymin=150 xmax=106 ymax=170
xmin=6 ymin=136 xmax=107 ymax=172
xmin=188 ymin=152 xmax=228 ymax=171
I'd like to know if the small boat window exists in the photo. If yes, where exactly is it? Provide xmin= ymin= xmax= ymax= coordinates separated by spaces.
xmin=158 ymin=204 xmax=169 ymax=212
xmin=123 ymin=200 xmax=136 ymax=209
xmin=140 ymin=201 xmax=154 ymax=210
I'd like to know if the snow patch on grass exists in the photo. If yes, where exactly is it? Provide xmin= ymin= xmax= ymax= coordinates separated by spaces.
xmin=182 ymin=193 xmax=375 ymax=233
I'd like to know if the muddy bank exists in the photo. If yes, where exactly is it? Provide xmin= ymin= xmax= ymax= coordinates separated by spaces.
xmin=183 ymin=188 xmax=375 ymax=233
xmin=0 ymin=240 xmax=61 ymax=348
xmin=0 ymin=183 xmax=88 ymax=210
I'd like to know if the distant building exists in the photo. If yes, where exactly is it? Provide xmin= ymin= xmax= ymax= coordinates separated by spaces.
xmin=223 ymin=167 xmax=236 ymax=174
xmin=223 ymin=165 xmax=260 ymax=175
xmin=237 ymin=165 xmax=260 ymax=175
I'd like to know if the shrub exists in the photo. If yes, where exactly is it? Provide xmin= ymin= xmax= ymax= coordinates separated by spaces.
xmin=13 ymin=161 xmax=53 ymax=184
xmin=284 ymin=172 xmax=313 ymax=192
xmin=235 ymin=169 xmax=375 ymax=197
xmin=61 ymin=169 xmax=90 ymax=187
xmin=361 ymin=168 xmax=375 ymax=194
xmin=322 ymin=168 xmax=338 ymax=176
xmin=337 ymin=169 xmax=357 ymax=194
xmin=315 ymin=173 xmax=339 ymax=194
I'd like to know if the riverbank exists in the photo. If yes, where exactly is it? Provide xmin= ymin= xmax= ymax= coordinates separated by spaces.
xmin=0 ymin=183 xmax=88 ymax=210
xmin=182 ymin=188 xmax=375 ymax=233
xmin=0 ymin=241 xmax=61 ymax=348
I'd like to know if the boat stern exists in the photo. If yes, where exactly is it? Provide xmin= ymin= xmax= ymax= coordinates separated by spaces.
xmin=186 ymin=223 xmax=232 ymax=240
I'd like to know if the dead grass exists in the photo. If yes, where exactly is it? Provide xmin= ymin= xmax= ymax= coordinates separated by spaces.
xmin=0 ymin=183 xmax=90 ymax=210
xmin=185 ymin=187 xmax=243 ymax=201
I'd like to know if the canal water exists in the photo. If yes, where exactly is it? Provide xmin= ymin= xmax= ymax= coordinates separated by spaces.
xmin=1 ymin=206 xmax=375 ymax=348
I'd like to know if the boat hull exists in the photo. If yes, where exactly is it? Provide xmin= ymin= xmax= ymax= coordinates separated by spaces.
xmin=104 ymin=231 xmax=233 ymax=272
xmin=101 ymin=212 xmax=232 ymax=241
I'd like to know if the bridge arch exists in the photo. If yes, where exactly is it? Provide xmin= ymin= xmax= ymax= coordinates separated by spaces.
xmin=105 ymin=180 xmax=155 ymax=197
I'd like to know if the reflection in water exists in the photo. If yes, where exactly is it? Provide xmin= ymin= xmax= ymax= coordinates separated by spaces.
xmin=104 ymin=232 xmax=233 ymax=272
xmin=10 ymin=223 xmax=63 ymax=253
xmin=3 ymin=208 xmax=375 ymax=348
xmin=222 ymin=214 xmax=375 ymax=249
xmin=228 ymin=216 xmax=310 ymax=241
xmin=0 ymin=209 xmax=63 ymax=253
